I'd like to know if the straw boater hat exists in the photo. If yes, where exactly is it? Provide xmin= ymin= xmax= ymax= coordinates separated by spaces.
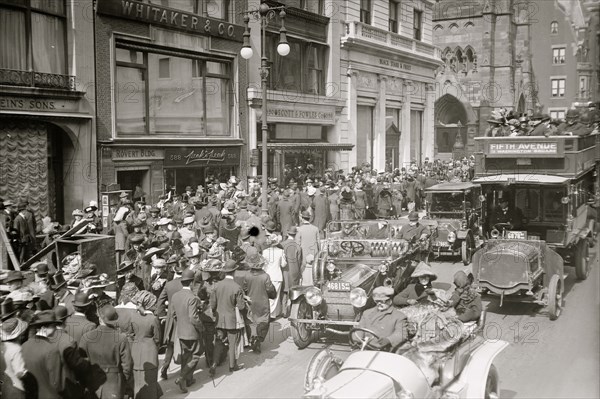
xmin=183 ymin=216 xmax=194 ymax=225
xmin=143 ymin=247 xmax=167 ymax=262
xmin=244 ymin=253 xmax=267 ymax=269
xmin=410 ymin=262 xmax=437 ymax=281
xmin=1 ymin=318 xmax=28 ymax=341
xmin=152 ymin=258 xmax=167 ymax=268
xmin=156 ymin=217 xmax=171 ymax=226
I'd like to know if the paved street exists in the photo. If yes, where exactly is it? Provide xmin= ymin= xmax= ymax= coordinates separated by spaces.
xmin=157 ymin=241 xmax=600 ymax=399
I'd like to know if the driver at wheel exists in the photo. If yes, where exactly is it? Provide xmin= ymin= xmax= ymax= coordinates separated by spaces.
xmin=491 ymin=196 xmax=524 ymax=230
xmin=357 ymin=286 xmax=409 ymax=350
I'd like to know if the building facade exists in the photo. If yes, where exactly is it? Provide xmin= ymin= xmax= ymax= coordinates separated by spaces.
xmin=339 ymin=0 xmax=442 ymax=172
xmin=530 ymin=0 xmax=599 ymax=118
xmin=432 ymin=0 xmax=535 ymax=158
xmin=95 ymin=0 xmax=248 ymax=206
xmin=0 ymin=0 xmax=97 ymax=224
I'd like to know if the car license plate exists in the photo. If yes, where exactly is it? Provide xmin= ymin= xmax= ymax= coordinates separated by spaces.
xmin=506 ymin=231 xmax=527 ymax=240
xmin=327 ymin=281 xmax=351 ymax=292
xmin=435 ymin=241 xmax=450 ymax=248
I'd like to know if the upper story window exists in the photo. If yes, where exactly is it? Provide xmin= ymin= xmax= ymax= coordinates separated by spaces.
xmin=550 ymin=21 xmax=558 ymax=34
xmin=549 ymin=110 xmax=566 ymax=120
xmin=147 ymin=0 xmax=234 ymax=22
xmin=389 ymin=1 xmax=399 ymax=33
xmin=360 ymin=0 xmax=371 ymax=24
xmin=115 ymin=45 xmax=233 ymax=137
xmin=0 ymin=0 xmax=67 ymax=74
xmin=552 ymin=47 xmax=565 ymax=64
xmin=551 ymin=78 xmax=566 ymax=97
xmin=266 ymin=34 xmax=328 ymax=96
xmin=413 ymin=9 xmax=423 ymax=41
xmin=299 ymin=0 xmax=324 ymax=15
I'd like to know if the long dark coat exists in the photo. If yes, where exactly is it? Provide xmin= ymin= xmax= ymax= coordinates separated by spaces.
xmin=130 ymin=312 xmax=163 ymax=399
xmin=312 ymin=194 xmax=330 ymax=232
xmin=64 ymin=314 xmax=97 ymax=344
xmin=276 ymin=197 xmax=297 ymax=238
xmin=79 ymin=325 xmax=133 ymax=399
xmin=282 ymin=238 xmax=302 ymax=287
xmin=244 ymin=269 xmax=277 ymax=324
xmin=21 ymin=336 xmax=64 ymax=399
xmin=156 ymin=277 xmax=182 ymax=344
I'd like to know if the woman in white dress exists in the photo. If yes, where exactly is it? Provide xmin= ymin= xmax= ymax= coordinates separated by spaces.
xmin=262 ymin=233 xmax=286 ymax=318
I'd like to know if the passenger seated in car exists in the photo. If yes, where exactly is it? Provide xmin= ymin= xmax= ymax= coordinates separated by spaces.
xmin=393 ymin=262 xmax=437 ymax=307
xmin=447 ymin=271 xmax=482 ymax=323
xmin=358 ymin=286 xmax=409 ymax=350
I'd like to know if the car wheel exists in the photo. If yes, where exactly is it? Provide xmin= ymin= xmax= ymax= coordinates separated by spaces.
xmin=484 ymin=365 xmax=499 ymax=399
xmin=290 ymin=298 xmax=314 ymax=349
xmin=461 ymin=235 xmax=474 ymax=266
xmin=574 ymin=240 xmax=590 ymax=280
xmin=547 ymin=274 xmax=563 ymax=321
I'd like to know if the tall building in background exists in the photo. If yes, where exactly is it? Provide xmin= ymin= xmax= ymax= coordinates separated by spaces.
xmin=339 ymin=0 xmax=442 ymax=171
xmin=530 ymin=0 xmax=599 ymax=118
xmin=0 ymin=0 xmax=97 ymax=224
xmin=432 ymin=0 xmax=535 ymax=159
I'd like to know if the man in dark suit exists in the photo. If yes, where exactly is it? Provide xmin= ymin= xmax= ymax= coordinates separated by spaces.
xmin=282 ymin=226 xmax=302 ymax=287
xmin=156 ymin=262 xmax=184 ymax=380
xmin=64 ymin=292 xmax=97 ymax=343
xmin=21 ymin=310 xmax=65 ymax=399
xmin=491 ymin=197 xmax=524 ymax=230
xmin=79 ymin=305 xmax=133 ymax=399
xmin=170 ymin=269 xmax=204 ymax=393
xmin=210 ymin=260 xmax=246 ymax=375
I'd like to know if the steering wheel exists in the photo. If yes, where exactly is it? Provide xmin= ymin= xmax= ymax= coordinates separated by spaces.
xmin=349 ymin=327 xmax=382 ymax=351
xmin=340 ymin=240 xmax=365 ymax=255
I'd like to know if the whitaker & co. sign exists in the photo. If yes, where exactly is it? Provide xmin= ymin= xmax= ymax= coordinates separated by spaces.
xmin=97 ymin=0 xmax=244 ymax=42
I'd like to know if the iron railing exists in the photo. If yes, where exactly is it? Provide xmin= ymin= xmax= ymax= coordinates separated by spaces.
xmin=0 ymin=68 xmax=76 ymax=90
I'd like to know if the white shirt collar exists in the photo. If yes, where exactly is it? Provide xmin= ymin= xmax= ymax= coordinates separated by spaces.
xmin=225 ymin=275 xmax=234 ymax=280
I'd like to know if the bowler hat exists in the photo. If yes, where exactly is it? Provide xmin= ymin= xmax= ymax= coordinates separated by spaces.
xmin=181 ymin=269 xmax=195 ymax=282
xmin=53 ymin=306 xmax=71 ymax=321
xmin=408 ymin=211 xmax=419 ymax=222
xmin=30 ymin=310 xmax=61 ymax=327
xmin=265 ymin=220 xmax=277 ymax=233
xmin=72 ymin=292 xmax=92 ymax=308
xmin=288 ymin=226 xmax=298 ymax=236
xmin=301 ymin=210 xmax=311 ymax=220
xmin=149 ymin=206 xmax=160 ymax=213
xmin=33 ymin=262 xmax=49 ymax=276
xmin=98 ymin=305 xmax=120 ymax=327
xmin=117 ymin=261 xmax=135 ymax=274
xmin=0 ymin=298 xmax=17 ymax=321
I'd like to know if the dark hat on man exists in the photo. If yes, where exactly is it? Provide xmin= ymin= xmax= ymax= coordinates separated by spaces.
xmin=98 ymin=305 xmax=120 ymax=327
xmin=202 ymin=225 xmax=216 ymax=234
xmin=301 ymin=210 xmax=311 ymax=220
xmin=149 ymin=206 xmax=160 ymax=213
xmin=0 ymin=298 xmax=17 ymax=321
xmin=3 ymin=271 xmax=23 ymax=284
xmin=265 ymin=220 xmax=277 ymax=233
xmin=33 ymin=262 xmax=49 ymax=276
xmin=181 ymin=269 xmax=195 ymax=282
xmin=72 ymin=292 xmax=92 ymax=308
xmin=30 ymin=310 xmax=61 ymax=327
xmin=185 ymin=186 xmax=193 ymax=191
xmin=129 ymin=234 xmax=145 ymax=245
xmin=239 ymin=200 xmax=248 ymax=209
xmin=53 ymin=306 xmax=71 ymax=321
xmin=408 ymin=211 xmax=420 ymax=222
xmin=288 ymin=226 xmax=298 ymax=236
xmin=222 ymin=259 xmax=239 ymax=273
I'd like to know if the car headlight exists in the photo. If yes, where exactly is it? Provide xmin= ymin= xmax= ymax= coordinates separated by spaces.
xmin=350 ymin=288 xmax=367 ymax=308
xmin=326 ymin=262 xmax=336 ymax=273
xmin=305 ymin=287 xmax=323 ymax=306
xmin=448 ymin=231 xmax=456 ymax=243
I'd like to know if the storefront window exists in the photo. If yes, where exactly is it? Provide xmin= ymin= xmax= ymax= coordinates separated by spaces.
xmin=0 ymin=0 xmax=66 ymax=74
xmin=115 ymin=44 xmax=232 ymax=137
xmin=147 ymin=0 xmax=233 ymax=21
xmin=267 ymin=34 xmax=328 ymax=95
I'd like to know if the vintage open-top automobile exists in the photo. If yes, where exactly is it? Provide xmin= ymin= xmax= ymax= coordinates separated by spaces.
xmin=303 ymin=311 xmax=507 ymax=399
xmin=288 ymin=220 xmax=429 ymax=349
xmin=423 ymin=182 xmax=483 ymax=265
xmin=470 ymin=134 xmax=599 ymax=320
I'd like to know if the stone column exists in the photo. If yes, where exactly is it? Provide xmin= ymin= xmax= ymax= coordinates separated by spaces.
xmin=347 ymin=68 xmax=359 ymax=170
xmin=373 ymin=75 xmax=387 ymax=172
xmin=423 ymin=84 xmax=436 ymax=161
xmin=399 ymin=80 xmax=412 ymax=168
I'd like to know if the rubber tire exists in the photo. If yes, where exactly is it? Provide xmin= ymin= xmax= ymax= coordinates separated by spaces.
xmin=290 ymin=299 xmax=314 ymax=349
xmin=484 ymin=365 xmax=499 ymax=399
xmin=547 ymin=274 xmax=563 ymax=321
xmin=461 ymin=235 xmax=474 ymax=266
xmin=574 ymin=240 xmax=590 ymax=280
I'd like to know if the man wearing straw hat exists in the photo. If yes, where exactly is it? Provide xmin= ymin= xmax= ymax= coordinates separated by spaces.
xmin=79 ymin=304 xmax=133 ymax=399
xmin=22 ymin=310 xmax=66 ymax=398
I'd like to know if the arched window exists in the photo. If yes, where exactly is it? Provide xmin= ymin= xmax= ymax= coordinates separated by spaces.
xmin=465 ymin=47 xmax=477 ymax=73
xmin=449 ymin=23 xmax=459 ymax=32
xmin=455 ymin=48 xmax=466 ymax=73
xmin=433 ymin=24 xmax=443 ymax=31
xmin=550 ymin=21 xmax=558 ymax=34
xmin=464 ymin=21 xmax=475 ymax=29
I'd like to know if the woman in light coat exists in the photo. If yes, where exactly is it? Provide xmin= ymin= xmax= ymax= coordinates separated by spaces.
xmin=262 ymin=233 xmax=286 ymax=318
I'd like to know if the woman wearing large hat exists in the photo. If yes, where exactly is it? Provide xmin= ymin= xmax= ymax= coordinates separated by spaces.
xmin=1 ymin=316 xmax=29 ymax=398
xmin=392 ymin=262 xmax=437 ymax=307
xmin=243 ymin=254 xmax=277 ymax=354
xmin=339 ymin=186 xmax=355 ymax=220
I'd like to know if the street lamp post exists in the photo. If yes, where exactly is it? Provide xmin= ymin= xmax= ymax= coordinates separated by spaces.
xmin=240 ymin=2 xmax=290 ymax=217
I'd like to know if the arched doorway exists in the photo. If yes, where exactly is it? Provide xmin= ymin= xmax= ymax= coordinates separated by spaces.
xmin=434 ymin=94 xmax=468 ymax=159
xmin=0 ymin=119 xmax=71 ymax=224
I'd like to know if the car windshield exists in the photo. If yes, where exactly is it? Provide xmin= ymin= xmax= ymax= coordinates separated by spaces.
xmin=340 ymin=264 xmax=377 ymax=286
xmin=429 ymin=192 xmax=464 ymax=215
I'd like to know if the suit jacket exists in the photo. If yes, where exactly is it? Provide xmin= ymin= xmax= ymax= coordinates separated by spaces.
xmin=276 ymin=198 xmax=297 ymax=238
xmin=295 ymin=222 xmax=320 ymax=263
xmin=64 ymin=313 xmax=97 ymax=344
xmin=245 ymin=270 xmax=277 ymax=324
xmin=22 ymin=335 xmax=64 ymax=399
xmin=49 ymin=329 xmax=90 ymax=399
xmin=282 ymin=237 xmax=302 ymax=287
xmin=157 ymin=277 xmax=183 ymax=344
xmin=210 ymin=276 xmax=245 ymax=330
xmin=312 ymin=194 xmax=330 ymax=232
xmin=79 ymin=325 xmax=133 ymax=399
xmin=170 ymin=287 xmax=204 ymax=340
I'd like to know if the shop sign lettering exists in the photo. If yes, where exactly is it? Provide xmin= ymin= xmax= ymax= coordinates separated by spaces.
xmin=0 ymin=96 xmax=79 ymax=112
xmin=266 ymin=105 xmax=336 ymax=125
xmin=112 ymin=148 xmax=164 ymax=160
xmin=165 ymin=147 xmax=240 ymax=167
xmin=379 ymin=58 xmax=412 ymax=71
xmin=97 ymin=0 xmax=244 ymax=42
xmin=487 ymin=141 xmax=564 ymax=157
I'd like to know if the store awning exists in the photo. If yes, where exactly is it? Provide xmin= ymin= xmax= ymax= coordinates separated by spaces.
xmin=266 ymin=143 xmax=354 ymax=152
